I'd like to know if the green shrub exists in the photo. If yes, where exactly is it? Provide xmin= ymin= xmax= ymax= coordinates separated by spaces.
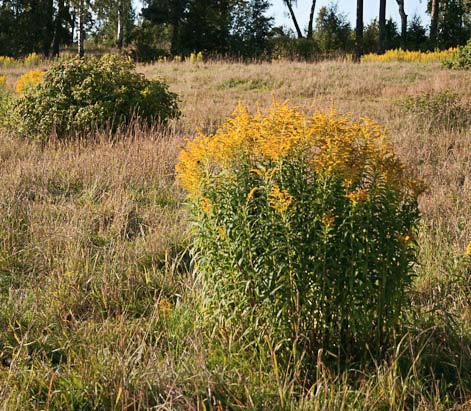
xmin=443 ymin=39 xmax=471 ymax=69
xmin=11 ymin=54 xmax=180 ymax=140
xmin=176 ymin=102 xmax=422 ymax=367
xmin=398 ymin=90 xmax=470 ymax=130
xmin=270 ymin=37 xmax=321 ymax=61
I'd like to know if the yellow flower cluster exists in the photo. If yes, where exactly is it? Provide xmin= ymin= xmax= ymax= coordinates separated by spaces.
xmin=0 ymin=53 xmax=43 ymax=68
xmin=362 ymin=48 xmax=457 ymax=63
xmin=346 ymin=188 xmax=369 ymax=205
xmin=0 ymin=75 xmax=6 ymax=88
xmin=15 ymin=69 xmax=44 ymax=94
xmin=187 ymin=52 xmax=204 ymax=64
xmin=0 ymin=56 xmax=15 ymax=67
xmin=23 ymin=52 xmax=41 ymax=66
xmin=176 ymin=101 xmax=420 ymax=201
xmin=269 ymin=184 xmax=293 ymax=214
xmin=466 ymin=241 xmax=471 ymax=256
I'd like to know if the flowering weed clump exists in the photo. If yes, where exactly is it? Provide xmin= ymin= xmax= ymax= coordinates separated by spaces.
xmin=362 ymin=48 xmax=456 ymax=63
xmin=11 ymin=54 xmax=180 ymax=140
xmin=15 ymin=69 xmax=45 ymax=94
xmin=0 ymin=53 xmax=43 ymax=68
xmin=177 ymin=102 xmax=422 ymax=366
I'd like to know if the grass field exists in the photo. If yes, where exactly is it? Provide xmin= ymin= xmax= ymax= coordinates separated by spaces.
xmin=0 ymin=60 xmax=470 ymax=409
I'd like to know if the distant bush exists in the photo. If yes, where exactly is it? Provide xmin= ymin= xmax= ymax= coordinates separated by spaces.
xmin=177 ymin=102 xmax=422 ymax=366
xmin=270 ymin=37 xmax=321 ymax=61
xmin=11 ymin=54 xmax=180 ymax=140
xmin=398 ymin=90 xmax=470 ymax=130
xmin=129 ymin=22 xmax=171 ymax=62
xmin=443 ymin=40 xmax=471 ymax=69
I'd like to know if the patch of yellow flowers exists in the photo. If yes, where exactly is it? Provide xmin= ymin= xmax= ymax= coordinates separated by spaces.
xmin=0 ymin=53 xmax=43 ymax=67
xmin=0 ymin=75 xmax=6 ymax=88
xmin=176 ymin=101 xmax=421 ymax=204
xmin=362 ymin=48 xmax=457 ymax=63
xmin=269 ymin=184 xmax=293 ymax=214
xmin=15 ymin=69 xmax=44 ymax=94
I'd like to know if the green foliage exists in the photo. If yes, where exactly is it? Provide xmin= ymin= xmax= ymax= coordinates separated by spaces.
xmin=218 ymin=75 xmax=279 ymax=91
xmin=230 ymin=0 xmax=273 ymax=58
xmin=313 ymin=4 xmax=353 ymax=52
xmin=11 ymin=54 xmax=180 ymax=140
xmin=130 ymin=21 xmax=171 ymax=62
xmin=443 ymin=39 xmax=471 ymax=69
xmin=398 ymin=90 xmax=470 ymax=130
xmin=0 ymin=87 xmax=13 ymax=130
xmin=270 ymin=37 xmax=321 ymax=61
xmin=364 ymin=18 xmax=401 ymax=53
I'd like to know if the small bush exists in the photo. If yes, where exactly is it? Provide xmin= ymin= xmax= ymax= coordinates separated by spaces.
xmin=443 ymin=40 xmax=471 ymax=69
xmin=398 ymin=90 xmax=470 ymax=130
xmin=129 ymin=22 xmax=171 ymax=62
xmin=11 ymin=54 xmax=180 ymax=140
xmin=177 ymin=102 xmax=422 ymax=367
xmin=270 ymin=37 xmax=321 ymax=61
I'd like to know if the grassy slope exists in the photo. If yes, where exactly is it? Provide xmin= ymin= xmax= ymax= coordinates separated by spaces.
xmin=0 ymin=60 xmax=470 ymax=409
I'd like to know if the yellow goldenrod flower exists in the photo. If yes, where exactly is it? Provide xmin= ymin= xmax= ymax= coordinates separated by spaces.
xmin=362 ymin=48 xmax=456 ymax=63
xmin=466 ymin=241 xmax=471 ymax=256
xmin=269 ymin=184 xmax=292 ymax=214
xmin=176 ymin=101 xmax=422 ymax=200
xmin=322 ymin=213 xmax=335 ymax=227
xmin=200 ymin=197 xmax=213 ymax=213
xmin=15 ymin=69 xmax=44 ymax=94
xmin=0 ymin=75 xmax=6 ymax=88
xmin=346 ymin=188 xmax=368 ymax=205
xmin=0 ymin=56 xmax=15 ymax=67
xmin=23 ymin=52 xmax=41 ymax=66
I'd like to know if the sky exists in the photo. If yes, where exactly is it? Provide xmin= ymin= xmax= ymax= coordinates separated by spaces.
xmin=270 ymin=0 xmax=429 ymax=32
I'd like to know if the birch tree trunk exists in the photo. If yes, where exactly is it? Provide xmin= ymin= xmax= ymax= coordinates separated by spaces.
xmin=117 ymin=0 xmax=123 ymax=50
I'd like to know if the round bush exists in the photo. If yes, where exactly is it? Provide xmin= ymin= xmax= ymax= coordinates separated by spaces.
xmin=12 ymin=54 xmax=180 ymax=139
xmin=177 ymin=102 xmax=422 ymax=364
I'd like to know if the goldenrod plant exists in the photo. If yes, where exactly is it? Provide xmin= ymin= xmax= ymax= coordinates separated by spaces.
xmin=15 ymin=69 xmax=44 ymax=94
xmin=362 ymin=48 xmax=456 ymax=63
xmin=177 ymin=101 xmax=423 ymax=367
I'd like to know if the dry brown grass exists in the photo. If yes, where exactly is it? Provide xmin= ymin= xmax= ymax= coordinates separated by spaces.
xmin=0 ymin=60 xmax=470 ymax=409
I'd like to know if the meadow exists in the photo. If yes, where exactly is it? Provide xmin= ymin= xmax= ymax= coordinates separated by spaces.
xmin=0 ymin=59 xmax=470 ymax=409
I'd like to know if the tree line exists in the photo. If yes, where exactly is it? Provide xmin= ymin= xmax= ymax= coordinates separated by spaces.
xmin=0 ymin=0 xmax=470 ymax=60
